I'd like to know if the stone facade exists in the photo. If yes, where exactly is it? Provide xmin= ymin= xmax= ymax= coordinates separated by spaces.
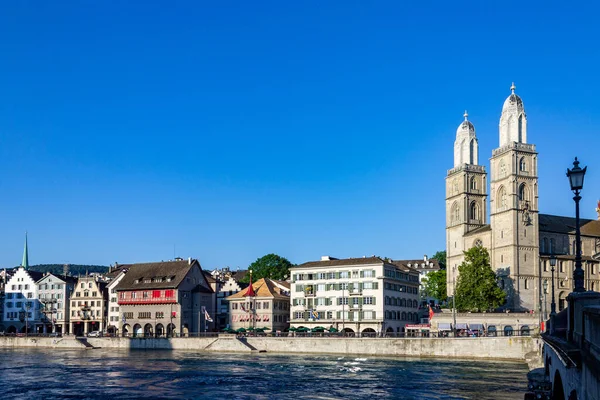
xmin=446 ymin=84 xmax=600 ymax=312
xmin=115 ymin=259 xmax=214 ymax=337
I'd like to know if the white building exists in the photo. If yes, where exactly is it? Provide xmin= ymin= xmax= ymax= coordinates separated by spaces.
xmin=3 ymin=267 xmax=44 ymax=333
xmin=106 ymin=270 xmax=126 ymax=336
xmin=36 ymin=273 xmax=76 ymax=334
xmin=290 ymin=256 xmax=420 ymax=335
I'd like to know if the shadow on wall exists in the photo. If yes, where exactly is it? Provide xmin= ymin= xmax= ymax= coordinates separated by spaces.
xmin=496 ymin=267 xmax=524 ymax=311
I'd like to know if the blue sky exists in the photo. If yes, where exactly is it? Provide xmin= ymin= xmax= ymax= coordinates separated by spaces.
xmin=0 ymin=1 xmax=599 ymax=269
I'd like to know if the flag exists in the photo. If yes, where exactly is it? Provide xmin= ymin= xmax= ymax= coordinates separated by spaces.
xmin=241 ymin=304 xmax=246 ymax=312
xmin=311 ymin=310 xmax=319 ymax=320
xmin=428 ymin=305 xmax=434 ymax=322
xmin=204 ymin=309 xmax=213 ymax=323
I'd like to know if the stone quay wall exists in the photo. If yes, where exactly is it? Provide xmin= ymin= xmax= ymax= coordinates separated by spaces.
xmin=0 ymin=335 xmax=541 ymax=363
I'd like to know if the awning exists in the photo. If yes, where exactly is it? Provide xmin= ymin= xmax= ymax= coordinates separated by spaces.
xmin=455 ymin=323 xmax=468 ymax=330
xmin=437 ymin=323 xmax=452 ymax=331
xmin=469 ymin=323 xmax=484 ymax=331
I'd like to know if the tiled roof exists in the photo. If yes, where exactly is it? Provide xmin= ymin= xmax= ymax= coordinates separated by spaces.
xmin=294 ymin=256 xmax=384 ymax=269
xmin=226 ymin=278 xmax=290 ymax=300
xmin=115 ymin=259 xmax=200 ymax=291
xmin=392 ymin=259 xmax=441 ymax=271
xmin=539 ymin=214 xmax=600 ymax=236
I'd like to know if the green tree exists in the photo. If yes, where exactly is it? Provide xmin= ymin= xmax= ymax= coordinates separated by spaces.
xmin=421 ymin=269 xmax=447 ymax=303
xmin=241 ymin=254 xmax=294 ymax=282
xmin=430 ymin=250 xmax=446 ymax=269
xmin=455 ymin=246 xmax=505 ymax=312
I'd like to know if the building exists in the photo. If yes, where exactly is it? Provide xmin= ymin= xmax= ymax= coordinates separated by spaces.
xmin=209 ymin=268 xmax=248 ymax=330
xmin=115 ymin=258 xmax=214 ymax=337
xmin=227 ymin=277 xmax=290 ymax=332
xmin=402 ymin=256 xmax=442 ymax=307
xmin=36 ymin=273 xmax=76 ymax=334
xmin=289 ymin=256 xmax=420 ymax=335
xmin=106 ymin=269 xmax=126 ymax=336
xmin=2 ymin=236 xmax=44 ymax=333
xmin=446 ymin=84 xmax=600 ymax=312
xmin=70 ymin=276 xmax=108 ymax=335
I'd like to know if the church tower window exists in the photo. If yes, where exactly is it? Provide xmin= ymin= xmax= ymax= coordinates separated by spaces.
xmin=470 ymin=176 xmax=477 ymax=190
xmin=519 ymin=157 xmax=527 ymax=172
xmin=518 ymin=183 xmax=529 ymax=202
xmin=497 ymin=186 xmax=507 ymax=209
xmin=470 ymin=202 xmax=480 ymax=221
xmin=452 ymin=202 xmax=460 ymax=223
xmin=499 ymin=161 xmax=507 ymax=178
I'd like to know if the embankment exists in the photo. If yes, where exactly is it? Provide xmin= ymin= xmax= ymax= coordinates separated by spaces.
xmin=0 ymin=335 xmax=542 ymax=364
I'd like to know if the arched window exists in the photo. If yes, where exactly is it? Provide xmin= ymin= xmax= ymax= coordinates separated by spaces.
xmin=497 ymin=186 xmax=507 ymax=209
xmin=452 ymin=202 xmax=460 ymax=223
xmin=519 ymin=157 xmax=526 ymax=172
xmin=524 ymin=279 xmax=529 ymax=290
xmin=470 ymin=176 xmax=477 ymax=190
xmin=518 ymin=115 xmax=523 ymax=142
xmin=469 ymin=139 xmax=475 ymax=164
xmin=470 ymin=202 xmax=480 ymax=221
xmin=499 ymin=161 xmax=507 ymax=178
xmin=518 ymin=183 xmax=529 ymax=202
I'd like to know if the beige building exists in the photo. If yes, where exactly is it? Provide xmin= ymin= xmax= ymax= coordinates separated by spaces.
xmin=290 ymin=256 xmax=420 ymax=335
xmin=70 ymin=276 xmax=108 ymax=335
xmin=446 ymin=84 xmax=600 ymax=312
xmin=116 ymin=258 xmax=214 ymax=337
xmin=227 ymin=278 xmax=290 ymax=332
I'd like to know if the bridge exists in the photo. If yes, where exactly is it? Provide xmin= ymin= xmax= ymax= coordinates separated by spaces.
xmin=541 ymin=291 xmax=600 ymax=400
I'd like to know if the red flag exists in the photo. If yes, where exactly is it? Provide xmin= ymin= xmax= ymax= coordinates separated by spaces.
xmin=428 ymin=305 xmax=434 ymax=322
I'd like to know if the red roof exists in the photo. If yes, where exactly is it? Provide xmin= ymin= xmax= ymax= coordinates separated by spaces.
xmin=244 ymin=275 xmax=256 ymax=297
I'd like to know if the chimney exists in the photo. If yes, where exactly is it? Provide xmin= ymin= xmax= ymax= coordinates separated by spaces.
xmin=596 ymin=199 xmax=600 ymax=220
xmin=424 ymin=255 xmax=428 ymax=262
xmin=321 ymin=256 xmax=331 ymax=261
xmin=188 ymin=257 xmax=192 ymax=265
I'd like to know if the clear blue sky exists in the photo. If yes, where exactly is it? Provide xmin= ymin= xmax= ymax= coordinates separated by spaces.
xmin=0 ymin=1 xmax=599 ymax=269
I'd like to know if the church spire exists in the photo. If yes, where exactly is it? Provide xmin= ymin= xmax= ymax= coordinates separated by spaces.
xmin=22 ymin=232 xmax=29 ymax=269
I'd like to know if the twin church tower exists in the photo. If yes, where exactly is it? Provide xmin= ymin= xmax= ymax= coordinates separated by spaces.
xmin=446 ymin=84 xmax=539 ymax=310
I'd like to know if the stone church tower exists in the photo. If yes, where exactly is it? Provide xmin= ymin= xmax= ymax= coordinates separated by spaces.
xmin=445 ymin=84 xmax=540 ymax=311
xmin=445 ymin=112 xmax=488 ymax=294
xmin=489 ymin=84 xmax=539 ymax=310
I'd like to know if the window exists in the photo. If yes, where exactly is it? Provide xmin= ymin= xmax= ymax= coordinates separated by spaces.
xmin=519 ymin=157 xmax=527 ymax=172
xmin=499 ymin=161 xmax=507 ymax=178
xmin=339 ymin=271 xmax=349 ymax=279
xmin=470 ymin=202 xmax=480 ymax=220
xmin=452 ymin=202 xmax=460 ymax=222
xmin=470 ymin=176 xmax=477 ymax=190
xmin=156 ymin=312 xmax=164 ymax=319
xmin=497 ymin=186 xmax=507 ymax=208
xmin=92 ymin=292 xmax=97 ymax=297
xmin=474 ymin=239 xmax=483 ymax=247
xmin=518 ymin=183 xmax=529 ymax=202
xmin=560 ymin=261 xmax=565 ymax=273
xmin=138 ymin=312 xmax=151 ymax=319
xmin=89 ymin=283 xmax=92 ymax=289
xmin=524 ymin=279 xmax=529 ymax=290
xmin=27 ymin=293 xmax=33 ymax=299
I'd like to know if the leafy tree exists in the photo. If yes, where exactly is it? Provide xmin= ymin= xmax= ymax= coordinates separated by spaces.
xmin=455 ymin=246 xmax=505 ymax=312
xmin=27 ymin=264 xmax=109 ymax=276
xmin=430 ymin=250 xmax=446 ymax=270
xmin=241 ymin=254 xmax=294 ymax=283
xmin=421 ymin=269 xmax=447 ymax=303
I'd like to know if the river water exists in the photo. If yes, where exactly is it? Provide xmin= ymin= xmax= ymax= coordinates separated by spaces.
xmin=0 ymin=348 xmax=527 ymax=399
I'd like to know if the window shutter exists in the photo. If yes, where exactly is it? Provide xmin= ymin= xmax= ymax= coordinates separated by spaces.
xmin=348 ymin=283 xmax=354 ymax=291
xmin=336 ymin=311 xmax=341 ymax=319
xmin=359 ymin=297 xmax=363 ymax=305
xmin=373 ymin=282 xmax=378 ymax=290
xmin=359 ymin=283 xmax=363 ymax=290
xmin=335 ymin=272 xmax=340 ymax=279
xmin=372 ymin=297 xmax=376 ymax=305
xmin=360 ymin=271 xmax=364 ymax=278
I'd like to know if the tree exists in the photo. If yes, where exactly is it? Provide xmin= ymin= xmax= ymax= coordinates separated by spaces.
xmin=421 ymin=269 xmax=447 ymax=303
xmin=430 ymin=250 xmax=446 ymax=270
xmin=241 ymin=254 xmax=294 ymax=283
xmin=455 ymin=246 xmax=505 ymax=312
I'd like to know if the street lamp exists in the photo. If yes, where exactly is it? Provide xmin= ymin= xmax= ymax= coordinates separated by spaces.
xmin=566 ymin=157 xmax=587 ymax=293
xmin=542 ymin=280 xmax=548 ymax=320
xmin=452 ymin=266 xmax=457 ymax=338
xmin=550 ymin=256 xmax=557 ymax=316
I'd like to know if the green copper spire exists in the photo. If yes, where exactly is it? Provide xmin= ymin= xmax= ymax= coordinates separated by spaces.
xmin=22 ymin=232 xmax=29 ymax=269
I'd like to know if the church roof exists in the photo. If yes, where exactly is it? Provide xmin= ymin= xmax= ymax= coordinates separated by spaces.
xmin=502 ymin=83 xmax=524 ymax=112
xmin=463 ymin=224 xmax=492 ymax=236
xmin=539 ymin=214 xmax=600 ymax=237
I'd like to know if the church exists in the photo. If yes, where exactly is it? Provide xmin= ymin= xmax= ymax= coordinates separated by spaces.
xmin=445 ymin=84 xmax=600 ymax=312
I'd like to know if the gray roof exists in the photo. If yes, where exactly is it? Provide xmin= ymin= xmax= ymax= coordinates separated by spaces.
xmin=539 ymin=214 xmax=600 ymax=237
xmin=115 ymin=259 xmax=200 ymax=291
xmin=295 ymin=256 xmax=419 ymax=274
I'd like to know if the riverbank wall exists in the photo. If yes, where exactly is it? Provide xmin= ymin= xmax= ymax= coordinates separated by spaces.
xmin=0 ymin=335 xmax=542 ymax=364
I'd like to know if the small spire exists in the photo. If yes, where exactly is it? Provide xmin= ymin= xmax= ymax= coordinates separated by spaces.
xmin=463 ymin=110 xmax=469 ymax=121
xmin=22 ymin=232 xmax=29 ymax=270
xmin=510 ymin=82 xmax=516 ymax=93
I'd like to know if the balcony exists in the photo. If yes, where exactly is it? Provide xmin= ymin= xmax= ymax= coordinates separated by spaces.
xmin=348 ymin=289 xmax=362 ymax=296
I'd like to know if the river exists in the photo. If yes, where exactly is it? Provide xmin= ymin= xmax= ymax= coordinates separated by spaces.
xmin=0 ymin=348 xmax=527 ymax=399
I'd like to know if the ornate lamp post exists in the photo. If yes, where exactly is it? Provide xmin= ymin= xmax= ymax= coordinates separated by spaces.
xmin=550 ymin=256 xmax=557 ymax=316
xmin=566 ymin=157 xmax=587 ymax=292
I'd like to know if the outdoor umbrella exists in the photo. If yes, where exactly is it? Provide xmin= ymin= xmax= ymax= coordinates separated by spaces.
xmin=236 ymin=328 xmax=247 ymax=333
xmin=328 ymin=327 xmax=339 ymax=333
